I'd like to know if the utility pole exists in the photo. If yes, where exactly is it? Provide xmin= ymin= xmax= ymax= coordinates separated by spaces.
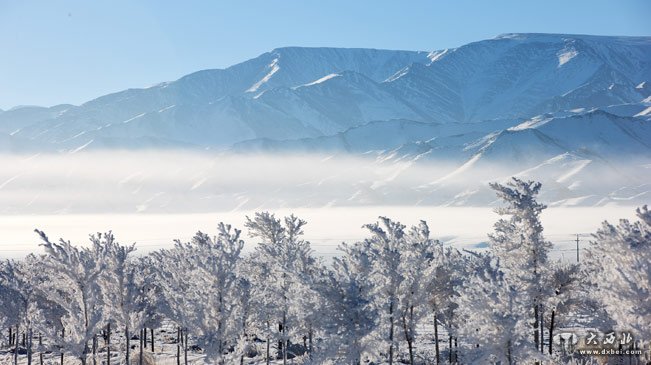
xmin=575 ymin=234 xmax=580 ymax=263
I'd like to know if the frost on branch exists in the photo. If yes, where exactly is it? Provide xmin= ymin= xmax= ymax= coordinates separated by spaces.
xmin=585 ymin=205 xmax=651 ymax=342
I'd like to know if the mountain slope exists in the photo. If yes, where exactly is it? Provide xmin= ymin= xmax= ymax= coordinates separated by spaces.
xmin=2 ymin=34 xmax=649 ymax=152
xmin=5 ymin=48 xmax=431 ymax=151
xmin=386 ymin=33 xmax=651 ymax=123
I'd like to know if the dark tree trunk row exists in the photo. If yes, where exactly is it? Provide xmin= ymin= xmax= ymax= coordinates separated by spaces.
xmin=6 ymin=323 xmax=161 ymax=365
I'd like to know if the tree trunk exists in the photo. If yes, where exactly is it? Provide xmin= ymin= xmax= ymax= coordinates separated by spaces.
xmin=507 ymin=339 xmax=513 ymax=365
xmin=449 ymin=336 xmax=452 ymax=364
xmin=176 ymin=327 xmax=180 ymax=365
xmin=240 ymin=326 xmax=245 ymax=365
xmin=283 ymin=339 xmax=288 ymax=365
xmin=388 ymin=300 xmax=394 ymax=365
xmin=540 ymin=305 xmax=545 ymax=353
xmin=60 ymin=327 xmax=64 ymax=365
xmin=79 ymin=327 xmax=87 ymax=365
xmin=14 ymin=324 xmax=19 ymax=365
xmin=39 ymin=333 xmax=43 ymax=365
xmin=92 ymin=334 xmax=96 ymax=365
xmin=549 ymin=310 xmax=555 ymax=355
xmin=139 ymin=328 xmax=144 ymax=365
xmin=277 ymin=321 xmax=284 ymax=360
xmin=308 ymin=328 xmax=313 ymax=356
xmin=409 ymin=305 xmax=415 ymax=365
xmin=138 ymin=329 xmax=147 ymax=365
xmin=9 ymin=327 xmax=12 ymax=346
xmin=126 ymin=325 xmax=131 ymax=365
xmin=151 ymin=328 xmax=154 ymax=353
xmin=266 ymin=335 xmax=270 ymax=365
xmin=534 ymin=303 xmax=539 ymax=351
xmin=184 ymin=330 xmax=188 ymax=365
xmin=281 ymin=312 xmax=287 ymax=364
xmin=27 ymin=327 xmax=33 ymax=365
xmin=401 ymin=311 xmax=414 ymax=365
xmin=434 ymin=313 xmax=440 ymax=365
xmin=240 ymin=315 xmax=248 ymax=365
xmin=106 ymin=323 xmax=111 ymax=365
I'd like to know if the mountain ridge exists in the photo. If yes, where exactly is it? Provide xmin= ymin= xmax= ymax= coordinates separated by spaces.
xmin=1 ymin=33 xmax=650 ymax=207
xmin=1 ymin=33 xmax=649 ymax=154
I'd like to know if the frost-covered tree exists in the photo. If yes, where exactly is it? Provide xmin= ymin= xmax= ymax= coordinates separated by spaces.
xmin=34 ymin=230 xmax=108 ymax=365
xmin=187 ymin=224 xmax=244 ymax=364
xmin=322 ymin=242 xmax=377 ymax=364
xmin=292 ymin=262 xmax=328 ymax=361
xmin=423 ymin=246 xmax=464 ymax=364
xmin=489 ymin=178 xmax=553 ymax=353
xmin=0 ymin=259 xmax=31 ymax=365
xmin=359 ymin=217 xmax=440 ymax=365
xmin=395 ymin=221 xmax=441 ymax=365
xmin=245 ymin=212 xmax=317 ymax=364
xmin=543 ymin=262 xmax=582 ymax=355
xmin=101 ymin=237 xmax=161 ymax=365
xmin=585 ymin=205 xmax=651 ymax=346
xmin=244 ymin=253 xmax=278 ymax=365
xmin=361 ymin=217 xmax=405 ymax=365
xmin=154 ymin=223 xmax=244 ymax=365
xmin=0 ymin=257 xmax=66 ymax=365
xmin=95 ymin=232 xmax=137 ymax=364
xmin=458 ymin=252 xmax=542 ymax=365
xmin=231 ymin=270 xmax=253 ymax=365
xmin=0 ymin=260 xmax=23 ymax=329
xmin=151 ymin=245 xmax=194 ymax=365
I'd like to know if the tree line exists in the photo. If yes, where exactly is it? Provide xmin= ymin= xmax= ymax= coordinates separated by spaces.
xmin=0 ymin=178 xmax=649 ymax=365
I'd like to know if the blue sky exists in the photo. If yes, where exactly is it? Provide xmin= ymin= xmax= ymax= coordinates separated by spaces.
xmin=1 ymin=0 xmax=649 ymax=109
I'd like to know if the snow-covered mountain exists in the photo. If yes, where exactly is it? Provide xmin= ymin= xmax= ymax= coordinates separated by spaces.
xmin=414 ymin=111 xmax=651 ymax=206
xmin=0 ymin=47 xmax=432 ymax=151
xmin=1 ymin=33 xmax=650 ymax=209
xmin=387 ymin=34 xmax=651 ymax=123
xmin=1 ymin=33 xmax=649 ymax=152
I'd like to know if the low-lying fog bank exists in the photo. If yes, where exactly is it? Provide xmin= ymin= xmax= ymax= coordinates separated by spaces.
xmin=1 ymin=151 xmax=648 ymax=214
xmin=0 ymin=151 xmax=645 ymax=258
